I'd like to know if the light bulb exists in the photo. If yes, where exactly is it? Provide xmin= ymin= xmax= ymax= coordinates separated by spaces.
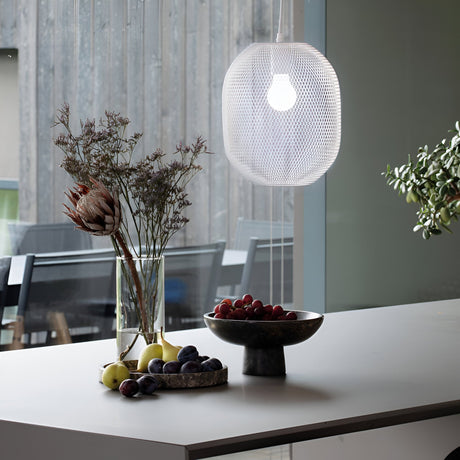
xmin=267 ymin=74 xmax=297 ymax=111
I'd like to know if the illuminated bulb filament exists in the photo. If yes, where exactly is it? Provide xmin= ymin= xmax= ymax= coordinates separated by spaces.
xmin=267 ymin=74 xmax=297 ymax=111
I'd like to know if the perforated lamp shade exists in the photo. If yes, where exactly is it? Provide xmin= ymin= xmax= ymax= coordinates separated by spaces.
xmin=222 ymin=42 xmax=341 ymax=186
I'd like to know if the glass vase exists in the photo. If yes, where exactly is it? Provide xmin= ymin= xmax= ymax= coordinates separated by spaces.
xmin=116 ymin=255 xmax=165 ymax=361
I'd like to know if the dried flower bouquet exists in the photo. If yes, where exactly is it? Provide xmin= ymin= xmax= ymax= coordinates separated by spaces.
xmin=54 ymin=103 xmax=209 ymax=359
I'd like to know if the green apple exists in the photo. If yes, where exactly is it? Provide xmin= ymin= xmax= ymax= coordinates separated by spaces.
xmin=136 ymin=343 xmax=163 ymax=372
xmin=102 ymin=361 xmax=130 ymax=390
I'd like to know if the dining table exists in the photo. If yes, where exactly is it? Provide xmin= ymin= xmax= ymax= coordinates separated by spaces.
xmin=0 ymin=298 xmax=458 ymax=459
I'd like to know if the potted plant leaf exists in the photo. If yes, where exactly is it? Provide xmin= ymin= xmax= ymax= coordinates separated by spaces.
xmin=384 ymin=122 xmax=460 ymax=240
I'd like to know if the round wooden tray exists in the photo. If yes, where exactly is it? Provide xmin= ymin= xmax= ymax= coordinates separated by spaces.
xmin=100 ymin=360 xmax=228 ymax=390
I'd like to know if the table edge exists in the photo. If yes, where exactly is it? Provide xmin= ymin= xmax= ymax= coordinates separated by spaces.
xmin=185 ymin=399 xmax=460 ymax=459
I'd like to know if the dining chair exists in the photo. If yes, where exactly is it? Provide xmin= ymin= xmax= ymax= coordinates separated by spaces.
xmin=228 ymin=236 xmax=293 ymax=307
xmin=0 ymin=256 xmax=11 ymax=309
xmin=11 ymin=248 xmax=116 ymax=349
xmin=8 ymin=222 xmax=93 ymax=255
xmin=233 ymin=217 xmax=293 ymax=251
xmin=0 ymin=256 xmax=14 ymax=347
xmin=164 ymin=241 xmax=226 ymax=330
xmin=0 ymin=255 xmax=31 ymax=351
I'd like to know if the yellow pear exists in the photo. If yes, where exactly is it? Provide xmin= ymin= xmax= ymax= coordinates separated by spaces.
xmin=102 ymin=361 xmax=130 ymax=390
xmin=136 ymin=343 xmax=163 ymax=372
xmin=160 ymin=331 xmax=181 ymax=362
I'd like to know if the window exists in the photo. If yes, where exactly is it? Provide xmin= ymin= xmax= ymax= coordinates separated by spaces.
xmin=1 ymin=1 xmax=294 ymax=243
xmin=0 ymin=0 xmax=297 ymax=347
xmin=0 ymin=49 xmax=19 ymax=255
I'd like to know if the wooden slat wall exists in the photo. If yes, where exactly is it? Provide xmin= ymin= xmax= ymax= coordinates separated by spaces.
xmin=0 ymin=0 xmax=294 ymax=248
xmin=0 ymin=0 xmax=16 ymax=47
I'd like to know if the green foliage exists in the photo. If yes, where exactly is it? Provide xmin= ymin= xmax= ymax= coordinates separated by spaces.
xmin=383 ymin=122 xmax=460 ymax=239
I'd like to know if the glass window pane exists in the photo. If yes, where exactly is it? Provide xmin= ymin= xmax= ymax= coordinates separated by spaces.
xmin=0 ymin=1 xmax=296 ymax=347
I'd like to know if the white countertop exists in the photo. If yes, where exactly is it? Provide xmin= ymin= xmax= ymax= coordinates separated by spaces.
xmin=0 ymin=299 xmax=459 ymax=459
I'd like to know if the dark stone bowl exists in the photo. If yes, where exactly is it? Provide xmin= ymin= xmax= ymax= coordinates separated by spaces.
xmin=203 ymin=310 xmax=324 ymax=376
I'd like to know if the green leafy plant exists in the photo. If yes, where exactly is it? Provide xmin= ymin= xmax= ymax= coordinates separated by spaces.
xmin=384 ymin=122 xmax=460 ymax=239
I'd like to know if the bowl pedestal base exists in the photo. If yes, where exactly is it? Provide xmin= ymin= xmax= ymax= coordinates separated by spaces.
xmin=243 ymin=346 xmax=286 ymax=376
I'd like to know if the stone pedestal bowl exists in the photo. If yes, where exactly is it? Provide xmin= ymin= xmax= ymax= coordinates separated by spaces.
xmin=203 ymin=310 xmax=324 ymax=376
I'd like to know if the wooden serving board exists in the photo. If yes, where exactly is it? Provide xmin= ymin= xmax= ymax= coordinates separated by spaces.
xmin=100 ymin=360 xmax=228 ymax=390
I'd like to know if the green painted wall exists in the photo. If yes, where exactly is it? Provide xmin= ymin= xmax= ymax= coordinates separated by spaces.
xmin=325 ymin=0 xmax=460 ymax=311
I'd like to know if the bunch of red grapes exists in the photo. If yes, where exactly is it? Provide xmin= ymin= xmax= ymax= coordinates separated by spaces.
xmin=213 ymin=294 xmax=297 ymax=321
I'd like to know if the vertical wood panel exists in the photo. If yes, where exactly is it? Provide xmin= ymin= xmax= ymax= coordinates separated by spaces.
xmin=143 ymin=0 xmax=162 ymax=153
xmin=160 ymin=0 xmax=187 ymax=246
xmin=252 ymin=0 xmax=275 ymax=222
xmin=184 ymin=0 xmax=212 ymax=245
xmin=0 ymin=0 xmax=17 ymax=47
xmin=16 ymin=0 xmax=38 ymax=222
xmin=53 ymin=0 xmax=77 ymax=212
xmin=125 ymin=0 xmax=144 ymax=148
xmin=226 ymin=0 xmax=255 ymax=234
xmin=75 ymin=0 xmax=93 ymax=119
xmin=160 ymin=0 xmax=186 ymax=153
xmin=108 ymin=0 xmax=127 ymax=114
xmin=93 ymin=0 xmax=111 ymax=119
xmin=36 ymin=0 xmax=56 ymax=223
xmin=209 ymin=1 xmax=229 ymax=242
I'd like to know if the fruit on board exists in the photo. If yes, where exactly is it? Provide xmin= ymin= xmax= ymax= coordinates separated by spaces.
xmin=136 ymin=343 xmax=163 ymax=372
xmin=201 ymin=358 xmax=223 ymax=372
xmin=160 ymin=331 xmax=181 ymax=362
xmin=163 ymin=360 xmax=182 ymax=374
xmin=137 ymin=375 xmax=159 ymax=395
xmin=177 ymin=345 xmax=199 ymax=364
xmin=142 ymin=344 xmax=224 ymax=375
xmin=180 ymin=360 xmax=203 ymax=373
xmin=119 ymin=378 xmax=139 ymax=397
xmin=213 ymin=295 xmax=297 ymax=321
xmin=102 ymin=361 xmax=131 ymax=390
xmin=148 ymin=358 xmax=165 ymax=374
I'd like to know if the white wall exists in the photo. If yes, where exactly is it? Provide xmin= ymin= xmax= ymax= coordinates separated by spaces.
xmin=325 ymin=0 xmax=460 ymax=311
xmin=0 ymin=49 xmax=19 ymax=180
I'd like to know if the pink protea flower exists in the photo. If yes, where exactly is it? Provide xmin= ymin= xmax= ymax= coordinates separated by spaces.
xmin=64 ymin=178 xmax=121 ymax=236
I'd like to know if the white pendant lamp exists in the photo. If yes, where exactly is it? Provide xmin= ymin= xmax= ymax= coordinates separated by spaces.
xmin=222 ymin=2 xmax=341 ymax=187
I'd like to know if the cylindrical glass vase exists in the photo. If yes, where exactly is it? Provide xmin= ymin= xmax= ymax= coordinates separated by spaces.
xmin=116 ymin=255 xmax=165 ymax=361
